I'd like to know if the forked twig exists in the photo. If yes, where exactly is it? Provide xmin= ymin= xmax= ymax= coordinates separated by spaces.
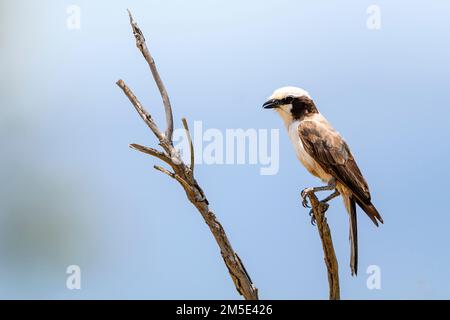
xmin=127 ymin=9 xmax=174 ymax=142
xmin=117 ymin=10 xmax=258 ymax=300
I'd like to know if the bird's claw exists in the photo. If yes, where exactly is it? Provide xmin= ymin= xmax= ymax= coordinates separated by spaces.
xmin=318 ymin=201 xmax=329 ymax=213
xmin=308 ymin=210 xmax=316 ymax=225
xmin=308 ymin=201 xmax=329 ymax=226
xmin=301 ymin=187 xmax=313 ymax=208
xmin=302 ymin=199 xmax=310 ymax=208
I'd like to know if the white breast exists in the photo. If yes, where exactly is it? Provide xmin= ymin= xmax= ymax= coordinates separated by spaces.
xmin=288 ymin=120 xmax=315 ymax=169
xmin=287 ymin=120 xmax=333 ymax=182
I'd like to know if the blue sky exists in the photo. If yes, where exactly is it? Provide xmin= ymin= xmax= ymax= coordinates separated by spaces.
xmin=1 ymin=0 xmax=450 ymax=299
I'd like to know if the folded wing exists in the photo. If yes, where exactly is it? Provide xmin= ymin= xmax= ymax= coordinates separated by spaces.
xmin=298 ymin=119 xmax=383 ymax=226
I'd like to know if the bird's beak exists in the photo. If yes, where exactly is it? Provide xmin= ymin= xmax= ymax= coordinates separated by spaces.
xmin=262 ymin=99 xmax=279 ymax=109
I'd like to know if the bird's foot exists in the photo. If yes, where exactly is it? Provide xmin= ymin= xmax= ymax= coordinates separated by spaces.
xmin=301 ymin=187 xmax=314 ymax=208
xmin=308 ymin=210 xmax=316 ymax=225
xmin=308 ymin=201 xmax=330 ymax=225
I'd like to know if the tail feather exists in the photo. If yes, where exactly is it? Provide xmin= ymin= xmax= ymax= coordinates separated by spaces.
xmin=355 ymin=198 xmax=384 ymax=227
xmin=349 ymin=197 xmax=358 ymax=276
xmin=339 ymin=184 xmax=382 ymax=276
xmin=342 ymin=193 xmax=358 ymax=276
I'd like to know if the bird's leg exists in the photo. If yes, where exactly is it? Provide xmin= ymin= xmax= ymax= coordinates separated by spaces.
xmin=320 ymin=189 xmax=340 ymax=204
xmin=301 ymin=178 xmax=336 ymax=208
xmin=308 ymin=189 xmax=340 ymax=225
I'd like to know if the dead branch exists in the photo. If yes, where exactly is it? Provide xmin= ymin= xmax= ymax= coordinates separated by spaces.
xmin=117 ymin=11 xmax=258 ymax=300
xmin=307 ymin=193 xmax=340 ymax=300
xmin=127 ymin=9 xmax=174 ymax=142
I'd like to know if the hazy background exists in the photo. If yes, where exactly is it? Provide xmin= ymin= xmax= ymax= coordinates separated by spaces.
xmin=1 ymin=0 xmax=449 ymax=299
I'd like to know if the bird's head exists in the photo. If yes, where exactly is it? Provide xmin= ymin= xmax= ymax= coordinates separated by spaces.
xmin=263 ymin=86 xmax=318 ymax=126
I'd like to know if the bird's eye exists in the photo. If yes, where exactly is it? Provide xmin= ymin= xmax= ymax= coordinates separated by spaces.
xmin=284 ymin=96 xmax=294 ymax=104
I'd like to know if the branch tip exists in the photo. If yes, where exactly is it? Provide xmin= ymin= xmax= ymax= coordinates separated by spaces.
xmin=182 ymin=117 xmax=195 ymax=173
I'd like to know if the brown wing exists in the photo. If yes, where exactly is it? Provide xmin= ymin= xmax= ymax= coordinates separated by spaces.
xmin=298 ymin=119 xmax=371 ymax=203
xmin=299 ymin=119 xmax=383 ymax=226
xmin=298 ymin=120 xmax=383 ymax=226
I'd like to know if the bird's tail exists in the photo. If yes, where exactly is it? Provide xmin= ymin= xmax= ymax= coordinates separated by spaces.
xmin=343 ymin=194 xmax=358 ymax=276
xmin=355 ymin=198 xmax=384 ymax=227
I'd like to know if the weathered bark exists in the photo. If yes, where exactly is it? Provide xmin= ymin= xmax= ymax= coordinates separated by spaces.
xmin=307 ymin=193 xmax=340 ymax=300
xmin=117 ymin=10 xmax=258 ymax=300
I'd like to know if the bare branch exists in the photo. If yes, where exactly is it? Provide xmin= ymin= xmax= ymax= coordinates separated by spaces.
xmin=154 ymin=165 xmax=176 ymax=179
xmin=130 ymin=144 xmax=172 ymax=166
xmin=127 ymin=9 xmax=174 ymax=142
xmin=154 ymin=164 xmax=193 ymax=192
xmin=307 ymin=193 xmax=340 ymax=300
xmin=116 ymin=80 xmax=165 ymax=142
xmin=118 ymin=11 xmax=258 ymax=300
xmin=181 ymin=117 xmax=195 ymax=174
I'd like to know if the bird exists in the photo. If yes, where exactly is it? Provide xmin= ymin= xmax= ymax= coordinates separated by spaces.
xmin=263 ymin=86 xmax=383 ymax=276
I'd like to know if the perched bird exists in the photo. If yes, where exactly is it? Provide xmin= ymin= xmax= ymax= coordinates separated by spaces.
xmin=263 ymin=86 xmax=383 ymax=275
